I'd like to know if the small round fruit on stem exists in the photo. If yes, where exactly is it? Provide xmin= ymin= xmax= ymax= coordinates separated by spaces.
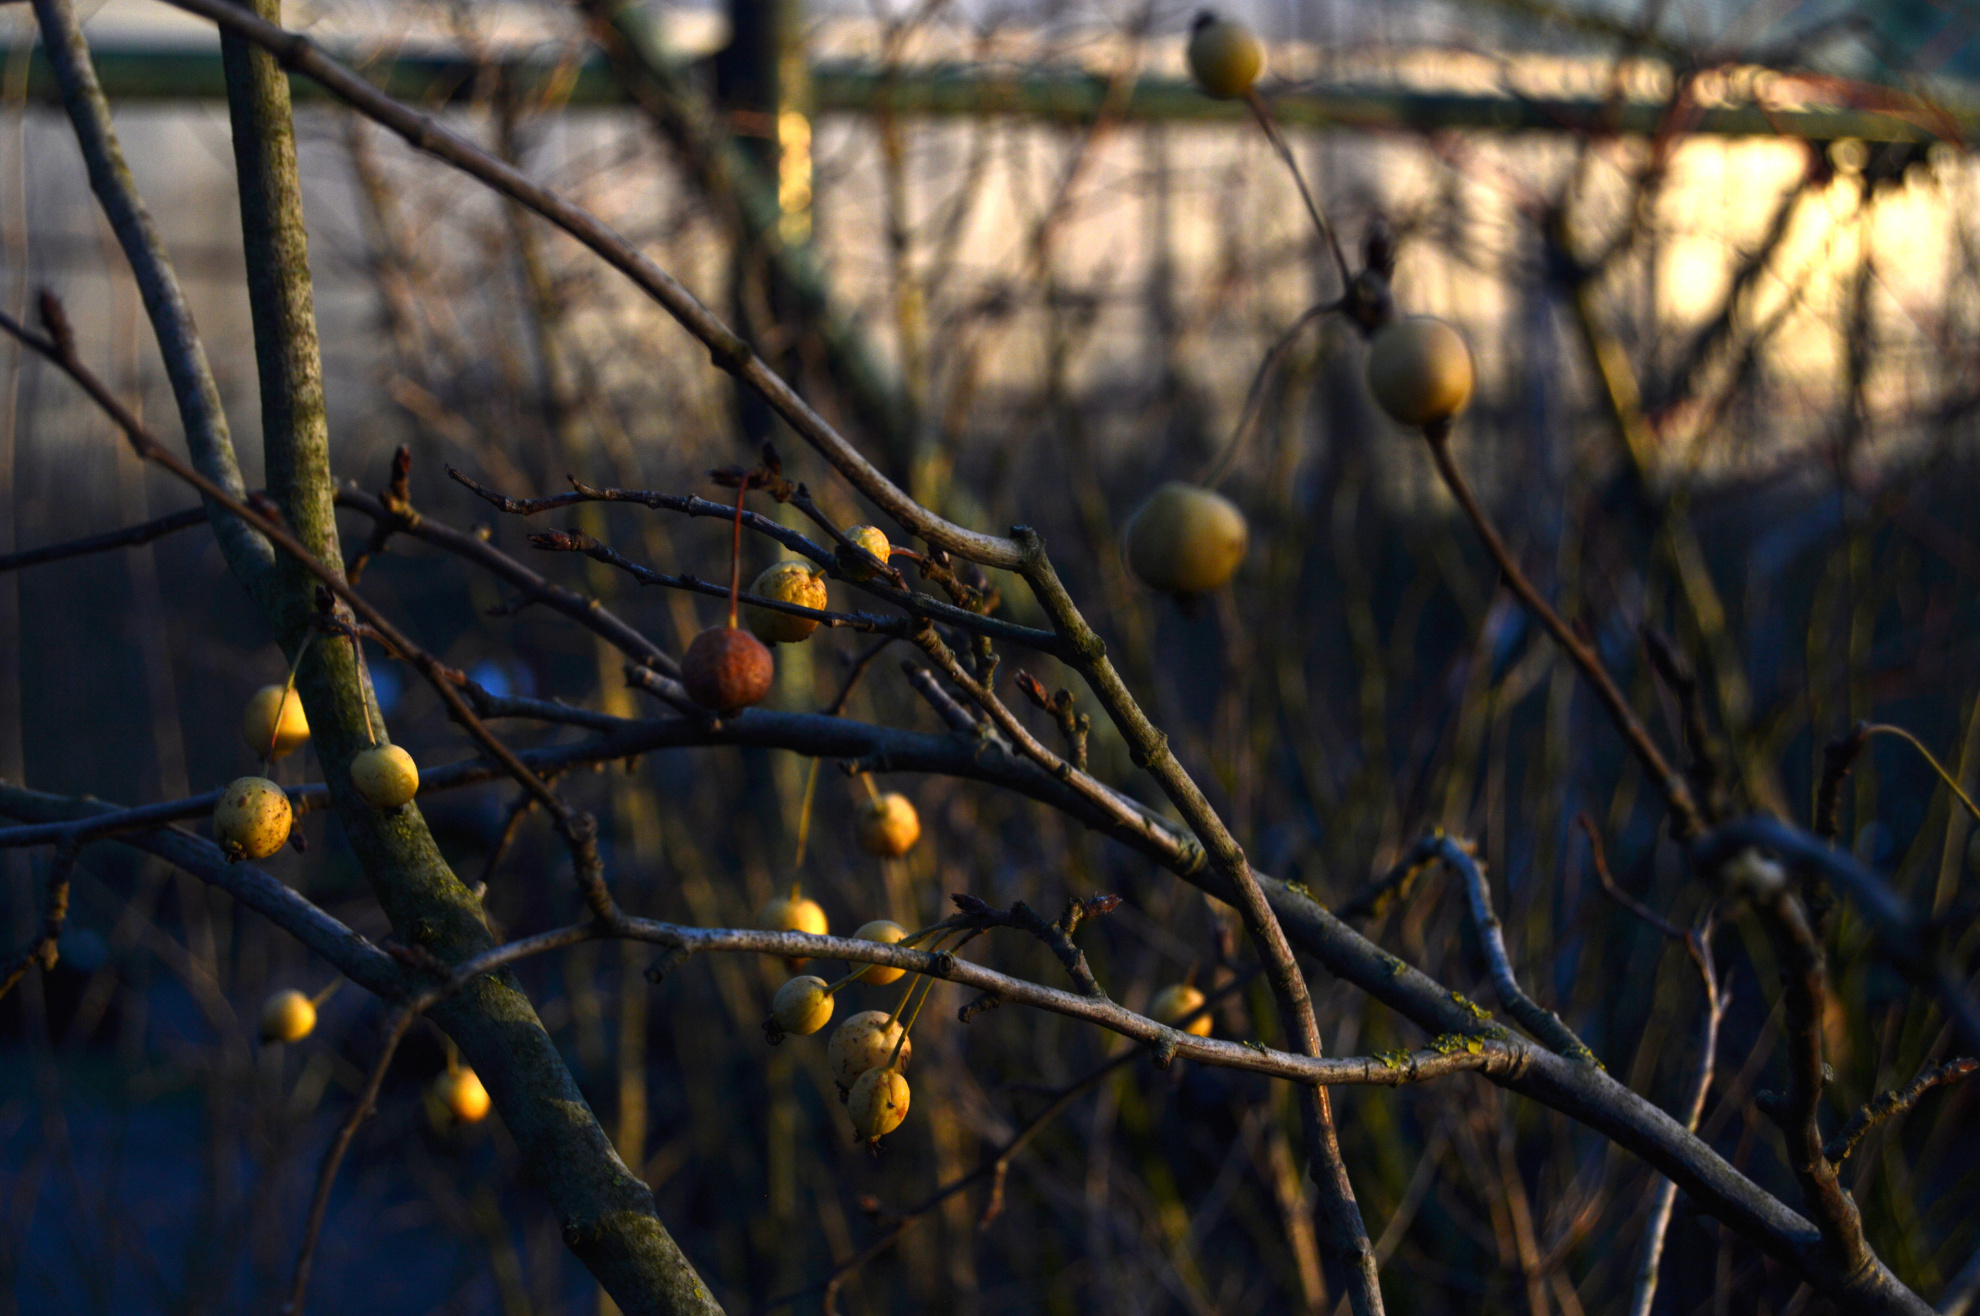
xmin=855 ymin=792 xmax=921 ymax=858
xmin=746 ymin=562 xmax=830 ymax=644
xmin=848 ymin=1067 xmax=911 ymax=1143
xmin=1366 ymin=316 xmax=1475 ymax=428
xmin=1187 ymin=12 xmax=1264 ymax=100
xmin=760 ymin=889 xmax=829 ymax=969
xmin=851 ymin=919 xmax=908 ymax=985
xmin=769 ymin=975 xmax=835 ymax=1038
xmin=259 ymin=988 xmax=317 ymax=1043
xmin=432 ymin=1067 xmax=492 ymax=1124
xmin=1124 ymin=482 xmax=1249 ymax=596
xmin=350 ymin=743 xmax=420 ymax=809
xmin=828 ymin=1010 xmax=912 ymax=1090
xmin=681 ymin=626 xmax=775 ymax=714
xmin=242 ymin=684 xmax=310 ymax=760
xmin=1150 ymin=983 xmax=1214 ymax=1037
xmin=840 ymin=525 xmax=893 ymax=582
xmin=214 ymin=776 xmax=292 ymax=861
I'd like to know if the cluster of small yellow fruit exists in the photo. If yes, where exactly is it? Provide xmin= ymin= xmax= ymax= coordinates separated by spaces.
xmin=760 ymin=892 xmax=918 ymax=1139
xmin=754 ymin=777 xmax=928 ymax=1143
xmin=228 ymin=681 xmax=480 ymax=1116
xmin=1123 ymin=14 xmax=1476 ymax=601
xmin=214 ymin=681 xmax=421 ymax=861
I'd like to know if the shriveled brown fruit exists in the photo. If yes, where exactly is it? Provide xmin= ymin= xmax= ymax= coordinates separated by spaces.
xmin=681 ymin=626 xmax=775 ymax=713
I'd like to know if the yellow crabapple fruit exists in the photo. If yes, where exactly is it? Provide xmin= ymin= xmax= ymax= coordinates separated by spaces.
xmin=242 ymin=684 xmax=309 ymax=759
xmin=761 ymin=892 xmax=828 ymax=968
xmin=848 ymin=1067 xmax=911 ymax=1142
xmin=746 ymin=562 xmax=830 ymax=644
xmin=433 ymin=1067 xmax=492 ymax=1123
xmin=1365 ymin=316 xmax=1475 ymax=428
xmin=1187 ymin=13 xmax=1264 ymax=100
xmin=681 ymin=626 xmax=775 ymax=714
xmin=771 ymin=975 xmax=835 ymax=1036
xmin=214 ymin=776 xmax=292 ymax=861
xmin=852 ymin=919 xmax=908 ymax=985
xmin=841 ymin=525 xmax=893 ymax=582
xmin=259 ymin=989 xmax=316 ymax=1043
xmin=856 ymin=792 xmax=921 ymax=858
xmin=829 ymin=1010 xmax=911 ymax=1089
xmin=1151 ymin=983 xmax=1213 ymax=1037
xmin=1124 ymin=482 xmax=1249 ymax=595
xmin=350 ymin=743 xmax=420 ymax=809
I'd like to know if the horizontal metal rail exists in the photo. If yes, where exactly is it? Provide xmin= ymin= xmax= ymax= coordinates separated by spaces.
xmin=1 ymin=44 xmax=1970 ymax=141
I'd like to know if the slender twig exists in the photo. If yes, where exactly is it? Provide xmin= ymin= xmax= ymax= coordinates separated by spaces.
xmin=1642 ymin=624 xmax=1724 ymax=823
xmin=0 ymin=506 xmax=205 ymax=574
xmin=1423 ymin=427 xmax=1702 ymax=839
xmin=1338 ymin=834 xmax=1442 ymax=921
xmin=1012 ymin=670 xmax=1089 ymax=772
xmin=1630 ymin=922 xmax=1727 ymax=1316
xmin=448 ymin=469 xmax=1067 ymax=656
xmin=1581 ymin=813 xmax=1687 ymax=940
xmin=908 ymin=620 xmax=1178 ymax=854
xmin=826 ymin=639 xmax=894 ymax=717
xmin=1429 ymin=833 xmax=1599 ymax=1065
xmin=0 ymin=838 xmax=79 ymax=1001
xmin=1815 ymin=723 xmax=1869 ymax=842
xmin=902 ymin=662 xmax=981 ymax=735
xmin=1860 ymin=723 xmax=1980 ymax=827
xmin=1243 ymin=89 xmax=1351 ymax=293
xmin=479 ymin=786 xmax=544 ymax=889
xmin=1198 ymin=300 xmax=1335 ymax=489
xmin=334 ymin=481 xmax=686 ymax=684
xmin=1700 ymin=840 xmax=1869 ymax=1273
xmin=280 ymin=1008 xmax=415 ymax=1316
xmin=1822 ymin=1058 xmax=1977 ymax=1166
xmin=527 ymin=527 xmax=902 ymax=636
xmin=725 ymin=480 xmax=745 ymax=629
